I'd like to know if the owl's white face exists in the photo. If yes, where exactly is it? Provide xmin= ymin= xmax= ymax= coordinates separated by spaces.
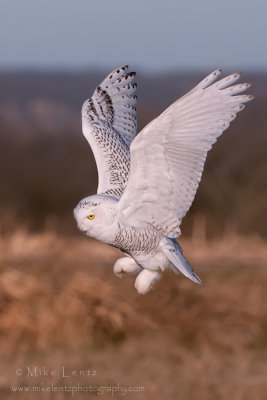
xmin=74 ymin=200 xmax=99 ymax=235
xmin=73 ymin=194 xmax=118 ymax=243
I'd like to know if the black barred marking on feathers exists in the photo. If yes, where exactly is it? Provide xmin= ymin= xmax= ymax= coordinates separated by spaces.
xmin=77 ymin=200 xmax=99 ymax=209
xmin=114 ymin=223 xmax=161 ymax=254
xmin=91 ymin=123 xmax=130 ymax=196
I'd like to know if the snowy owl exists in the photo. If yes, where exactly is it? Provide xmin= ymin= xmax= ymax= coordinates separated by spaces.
xmin=74 ymin=65 xmax=253 ymax=294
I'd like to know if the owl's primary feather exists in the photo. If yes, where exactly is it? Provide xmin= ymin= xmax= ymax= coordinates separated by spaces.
xmin=74 ymin=66 xmax=253 ymax=294
xmin=82 ymin=65 xmax=137 ymax=198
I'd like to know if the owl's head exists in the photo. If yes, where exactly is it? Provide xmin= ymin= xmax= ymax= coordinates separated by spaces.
xmin=73 ymin=194 xmax=118 ymax=241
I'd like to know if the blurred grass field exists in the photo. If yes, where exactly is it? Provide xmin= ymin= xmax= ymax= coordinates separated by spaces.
xmin=0 ymin=228 xmax=267 ymax=399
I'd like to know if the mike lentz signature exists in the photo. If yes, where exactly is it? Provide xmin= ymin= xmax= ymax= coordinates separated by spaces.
xmin=16 ymin=366 xmax=97 ymax=378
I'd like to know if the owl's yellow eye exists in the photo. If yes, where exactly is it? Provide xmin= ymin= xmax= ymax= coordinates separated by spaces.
xmin=87 ymin=215 xmax=95 ymax=220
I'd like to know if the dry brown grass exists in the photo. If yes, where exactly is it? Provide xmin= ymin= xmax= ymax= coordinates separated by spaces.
xmin=0 ymin=229 xmax=267 ymax=399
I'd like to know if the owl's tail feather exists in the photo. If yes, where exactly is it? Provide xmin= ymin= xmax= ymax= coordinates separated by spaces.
xmin=160 ymin=237 xmax=201 ymax=285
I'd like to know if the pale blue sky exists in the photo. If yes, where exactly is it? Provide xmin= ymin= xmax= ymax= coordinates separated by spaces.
xmin=0 ymin=0 xmax=266 ymax=71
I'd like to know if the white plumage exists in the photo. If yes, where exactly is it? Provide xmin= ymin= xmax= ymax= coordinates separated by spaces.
xmin=74 ymin=65 xmax=253 ymax=294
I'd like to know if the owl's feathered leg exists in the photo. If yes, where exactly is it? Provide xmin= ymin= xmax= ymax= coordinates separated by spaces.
xmin=134 ymin=269 xmax=161 ymax=295
xmin=113 ymin=257 xmax=142 ymax=278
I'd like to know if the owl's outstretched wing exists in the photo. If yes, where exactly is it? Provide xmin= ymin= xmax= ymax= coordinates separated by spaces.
xmin=82 ymin=65 xmax=137 ymax=198
xmin=118 ymin=70 xmax=253 ymax=237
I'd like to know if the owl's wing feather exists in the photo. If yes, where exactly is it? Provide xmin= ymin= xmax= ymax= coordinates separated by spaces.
xmin=118 ymin=70 xmax=253 ymax=237
xmin=82 ymin=65 xmax=137 ymax=198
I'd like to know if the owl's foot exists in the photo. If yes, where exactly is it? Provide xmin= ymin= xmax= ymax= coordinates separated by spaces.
xmin=134 ymin=269 xmax=161 ymax=295
xmin=113 ymin=257 xmax=142 ymax=278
